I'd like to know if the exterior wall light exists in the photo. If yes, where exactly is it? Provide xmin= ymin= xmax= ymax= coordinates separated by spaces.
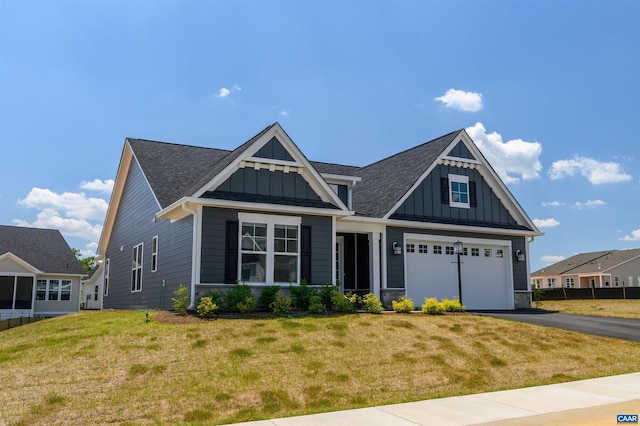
xmin=392 ymin=241 xmax=402 ymax=255
xmin=515 ymin=250 xmax=525 ymax=262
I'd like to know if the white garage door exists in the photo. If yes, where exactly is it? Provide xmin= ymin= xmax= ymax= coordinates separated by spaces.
xmin=405 ymin=237 xmax=513 ymax=310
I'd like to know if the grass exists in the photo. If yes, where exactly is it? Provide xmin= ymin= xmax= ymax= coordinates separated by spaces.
xmin=537 ymin=299 xmax=640 ymax=319
xmin=1 ymin=310 xmax=639 ymax=425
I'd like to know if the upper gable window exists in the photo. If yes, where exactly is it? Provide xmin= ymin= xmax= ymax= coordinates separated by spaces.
xmin=449 ymin=174 xmax=470 ymax=209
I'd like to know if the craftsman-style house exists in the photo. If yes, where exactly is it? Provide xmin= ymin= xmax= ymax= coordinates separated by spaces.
xmin=97 ymin=123 xmax=541 ymax=311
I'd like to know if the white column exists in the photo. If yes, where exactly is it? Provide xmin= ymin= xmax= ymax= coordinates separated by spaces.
xmin=370 ymin=232 xmax=381 ymax=297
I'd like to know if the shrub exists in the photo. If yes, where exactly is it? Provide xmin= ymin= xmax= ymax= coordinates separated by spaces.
xmin=441 ymin=297 xmax=464 ymax=312
xmin=308 ymin=295 xmax=325 ymax=314
xmin=318 ymin=282 xmax=336 ymax=311
xmin=222 ymin=283 xmax=253 ymax=313
xmin=392 ymin=295 xmax=414 ymax=313
xmin=331 ymin=290 xmax=357 ymax=312
xmin=422 ymin=297 xmax=444 ymax=315
xmin=172 ymin=284 xmax=190 ymax=315
xmin=270 ymin=292 xmax=292 ymax=315
xmin=361 ymin=293 xmax=384 ymax=314
xmin=236 ymin=296 xmax=256 ymax=314
xmin=289 ymin=279 xmax=317 ymax=310
xmin=257 ymin=286 xmax=281 ymax=311
xmin=197 ymin=296 xmax=219 ymax=318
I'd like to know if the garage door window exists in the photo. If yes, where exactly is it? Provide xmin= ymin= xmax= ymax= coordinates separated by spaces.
xmin=405 ymin=243 xmax=415 ymax=253
xmin=418 ymin=244 xmax=428 ymax=253
xmin=446 ymin=246 xmax=455 ymax=255
xmin=471 ymin=248 xmax=479 ymax=256
xmin=433 ymin=245 xmax=442 ymax=254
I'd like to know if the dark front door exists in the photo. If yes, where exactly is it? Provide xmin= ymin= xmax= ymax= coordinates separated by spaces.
xmin=338 ymin=233 xmax=370 ymax=294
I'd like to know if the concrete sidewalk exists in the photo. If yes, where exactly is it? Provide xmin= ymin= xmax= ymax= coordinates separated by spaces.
xmin=230 ymin=372 xmax=640 ymax=426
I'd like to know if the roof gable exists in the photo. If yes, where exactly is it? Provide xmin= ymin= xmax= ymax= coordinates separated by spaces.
xmin=254 ymin=136 xmax=295 ymax=161
xmin=0 ymin=225 xmax=85 ymax=274
xmin=446 ymin=141 xmax=476 ymax=160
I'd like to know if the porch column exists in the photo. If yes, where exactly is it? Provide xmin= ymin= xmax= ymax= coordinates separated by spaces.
xmin=370 ymin=232 xmax=381 ymax=298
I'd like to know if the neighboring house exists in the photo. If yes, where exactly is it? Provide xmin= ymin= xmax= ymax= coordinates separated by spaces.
xmin=97 ymin=123 xmax=542 ymax=311
xmin=0 ymin=225 xmax=85 ymax=319
xmin=531 ymin=248 xmax=640 ymax=289
xmin=81 ymin=263 xmax=104 ymax=310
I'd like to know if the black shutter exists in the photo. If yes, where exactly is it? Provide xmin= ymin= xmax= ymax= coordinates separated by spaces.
xmin=301 ymin=225 xmax=312 ymax=284
xmin=469 ymin=181 xmax=477 ymax=207
xmin=440 ymin=177 xmax=449 ymax=204
xmin=224 ymin=220 xmax=239 ymax=284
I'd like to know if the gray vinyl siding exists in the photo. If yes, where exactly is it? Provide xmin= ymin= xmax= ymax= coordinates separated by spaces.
xmin=610 ymin=259 xmax=640 ymax=287
xmin=32 ymin=275 xmax=81 ymax=315
xmin=394 ymin=164 xmax=518 ymax=227
xmin=446 ymin=141 xmax=476 ymax=160
xmin=216 ymin=168 xmax=321 ymax=201
xmin=254 ymin=137 xmax=295 ymax=161
xmin=200 ymin=207 xmax=332 ymax=285
xmin=386 ymin=226 xmax=527 ymax=291
xmin=103 ymin=160 xmax=193 ymax=309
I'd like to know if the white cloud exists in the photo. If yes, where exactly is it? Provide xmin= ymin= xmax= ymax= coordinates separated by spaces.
xmin=466 ymin=122 xmax=543 ymax=184
xmin=215 ymin=84 xmax=242 ymax=98
xmin=14 ymin=185 xmax=108 ymax=243
xmin=573 ymin=199 xmax=606 ymax=209
xmin=541 ymin=255 xmax=565 ymax=265
xmin=549 ymin=156 xmax=632 ymax=184
xmin=19 ymin=187 xmax=107 ymax=220
xmin=533 ymin=218 xmax=560 ymax=228
xmin=280 ymin=109 xmax=289 ymax=117
xmin=620 ymin=229 xmax=640 ymax=241
xmin=13 ymin=209 xmax=103 ymax=241
xmin=542 ymin=201 xmax=564 ymax=207
xmin=435 ymin=88 xmax=483 ymax=112
xmin=80 ymin=178 xmax=114 ymax=193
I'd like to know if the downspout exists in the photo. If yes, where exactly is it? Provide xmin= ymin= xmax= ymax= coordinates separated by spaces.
xmin=526 ymin=236 xmax=535 ymax=292
xmin=181 ymin=202 xmax=200 ymax=309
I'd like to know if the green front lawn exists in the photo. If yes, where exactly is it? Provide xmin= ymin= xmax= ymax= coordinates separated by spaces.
xmin=1 ymin=310 xmax=639 ymax=425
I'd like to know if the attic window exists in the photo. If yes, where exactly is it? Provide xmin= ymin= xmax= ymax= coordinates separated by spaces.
xmin=449 ymin=174 xmax=470 ymax=208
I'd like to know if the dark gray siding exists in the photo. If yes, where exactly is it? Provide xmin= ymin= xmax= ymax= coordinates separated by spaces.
xmin=394 ymin=164 xmax=518 ymax=227
xmin=104 ymin=160 xmax=193 ymax=309
xmin=446 ymin=141 xmax=476 ymax=160
xmin=200 ymin=207 xmax=332 ymax=285
xmin=254 ymin=137 xmax=295 ymax=161
xmin=216 ymin=168 xmax=321 ymax=201
xmin=386 ymin=226 xmax=528 ymax=291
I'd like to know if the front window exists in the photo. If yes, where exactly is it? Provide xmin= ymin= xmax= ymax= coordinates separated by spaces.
xmin=449 ymin=174 xmax=470 ymax=208
xmin=239 ymin=214 xmax=300 ymax=285
xmin=132 ymin=243 xmax=143 ymax=292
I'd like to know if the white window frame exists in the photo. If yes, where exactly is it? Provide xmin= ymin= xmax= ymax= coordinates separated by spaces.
xmin=448 ymin=174 xmax=470 ymax=209
xmin=104 ymin=258 xmax=110 ymax=296
xmin=151 ymin=236 xmax=158 ymax=272
xmin=132 ymin=243 xmax=143 ymax=292
xmin=36 ymin=278 xmax=72 ymax=301
xmin=238 ymin=213 xmax=301 ymax=285
xmin=566 ymin=277 xmax=575 ymax=288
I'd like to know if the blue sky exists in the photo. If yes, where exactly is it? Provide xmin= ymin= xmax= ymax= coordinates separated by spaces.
xmin=1 ymin=0 xmax=638 ymax=272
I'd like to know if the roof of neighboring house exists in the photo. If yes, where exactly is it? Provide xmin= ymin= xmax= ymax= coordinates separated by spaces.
xmin=0 ymin=225 xmax=85 ymax=275
xmin=351 ymin=130 xmax=461 ymax=217
xmin=532 ymin=248 xmax=640 ymax=276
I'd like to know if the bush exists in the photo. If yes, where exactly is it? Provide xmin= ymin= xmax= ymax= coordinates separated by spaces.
xmin=308 ymin=295 xmax=325 ymax=314
xmin=289 ymin=279 xmax=317 ymax=310
xmin=257 ymin=286 xmax=280 ymax=311
xmin=392 ymin=295 xmax=414 ymax=313
xmin=331 ymin=290 xmax=357 ymax=312
xmin=197 ymin=296 xmax=218 ymax=318
xmin=318 ymin=283 xmax=336 ymax=311
xmin=361 ymin=293 xmax=384 ymax=314
xmin=441 ymin=297 xmax=464 ymax=312
xmin=236 ymin=296 xmax=256 ymax=314
xmin=270 ymin=292 xmax=292 ymax=315
xmin=172 ymin=284 xmax=190 ymax=315
xmin=222 ymin=283 xmax=253 ymax=313
xmin=422 ymin=297 xmax=444 ymax=315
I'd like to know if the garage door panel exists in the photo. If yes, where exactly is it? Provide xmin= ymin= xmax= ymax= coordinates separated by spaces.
xmin=405 ymin=238 xmax=513 ymax=310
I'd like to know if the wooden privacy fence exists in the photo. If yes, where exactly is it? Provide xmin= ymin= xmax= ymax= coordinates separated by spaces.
xmin=540 ymin=287 xmax=640 ymax=300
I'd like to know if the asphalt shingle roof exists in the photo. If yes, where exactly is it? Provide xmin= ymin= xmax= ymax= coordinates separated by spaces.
xmin=531 ymin=248 xmax=640 ymax=276
xmin=0 ymin=225 xmax=85 ymax=274
xmin=126 ymin=126 xmax=463 ymax=218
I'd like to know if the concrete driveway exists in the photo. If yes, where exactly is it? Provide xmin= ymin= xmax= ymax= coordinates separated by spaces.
xmin=475 ymin=311 xmax=640 ymax=342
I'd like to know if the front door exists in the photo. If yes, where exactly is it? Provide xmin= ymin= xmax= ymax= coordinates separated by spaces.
xmin=338 ymin=233 xmax=370 ymax=294
xmin=336 ymin=236 xmax=344 ymax=290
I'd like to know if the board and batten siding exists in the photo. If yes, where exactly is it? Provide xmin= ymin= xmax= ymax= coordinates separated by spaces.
xmin=386 ymin=226 xmax=527 ymax=291
xmin=214 ymin=168 xmax=321 ymax=201
xmin=394 ymin=164 xmax=517 ymax=227
xmin=200 ymin=207 xmax=332 ymax=285
xmin=104 ymin=160 xmax=193 ymax=309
